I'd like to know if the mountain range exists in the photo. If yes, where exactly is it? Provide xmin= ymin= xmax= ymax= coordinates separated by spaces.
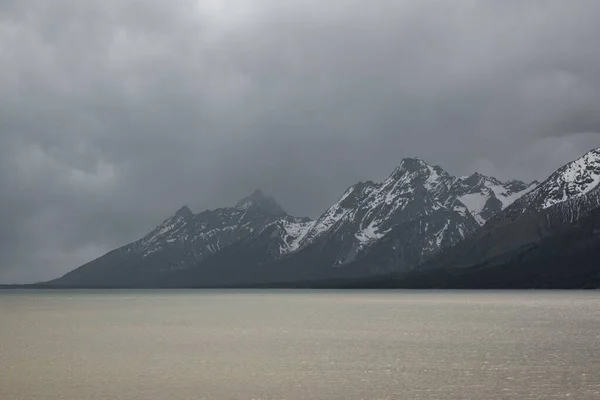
xmin=46 ymin=147 xmax=600 ymax=288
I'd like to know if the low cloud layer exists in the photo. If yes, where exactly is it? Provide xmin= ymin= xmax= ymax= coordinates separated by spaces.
xmin=1 ymin=0 xmax=599 ymax=282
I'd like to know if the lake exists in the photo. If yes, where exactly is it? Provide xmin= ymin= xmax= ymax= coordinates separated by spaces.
xmin=1 ymin=290 xmax=599 ymax=399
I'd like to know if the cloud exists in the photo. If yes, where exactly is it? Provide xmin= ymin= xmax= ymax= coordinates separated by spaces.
xmin=1 ymin=0 xmax=599 ymax=282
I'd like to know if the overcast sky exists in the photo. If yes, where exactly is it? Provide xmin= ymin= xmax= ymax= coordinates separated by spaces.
xmin=1 ymin=0 xmax=600 ymax=283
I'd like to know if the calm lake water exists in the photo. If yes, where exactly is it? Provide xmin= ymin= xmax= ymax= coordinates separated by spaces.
xmin=1 ymin=290 xmax=599 ymax=399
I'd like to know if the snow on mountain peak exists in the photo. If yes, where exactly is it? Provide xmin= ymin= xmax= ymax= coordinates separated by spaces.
xmin=538 ymin=148 xmax=600 ymax=209
xmin=387 ymin=158 xmax=450 ymax=193
xmin=391 ymin=157 xmax=432 ymax=176
xmin=451 ymin=171 xmax=537 ymax=225
xmin=294 ymin=157 xmax=536 ymax=260
xmin=497 ymin=147 xmax=600 ymax=227
xmin=383 ymin=159 xmax=534 ymax=226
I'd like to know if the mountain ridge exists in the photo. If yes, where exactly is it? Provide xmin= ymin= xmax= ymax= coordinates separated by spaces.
xmin=411 ymin=147 xmax=600 ymax=273
xmin=48 ymin=154 xmax=545 ymax=287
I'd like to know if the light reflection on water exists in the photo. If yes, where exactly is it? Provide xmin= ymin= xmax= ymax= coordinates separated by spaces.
xmin=1 ymin=290 xmax=599 ymax=399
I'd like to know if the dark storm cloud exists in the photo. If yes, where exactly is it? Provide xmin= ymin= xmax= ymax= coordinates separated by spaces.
xmin=1 ymin=0 xmax=600 ymax=282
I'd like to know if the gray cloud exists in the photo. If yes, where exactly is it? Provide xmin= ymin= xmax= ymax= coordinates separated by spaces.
xmin=1 ymin=0 xmax=600 ymax=282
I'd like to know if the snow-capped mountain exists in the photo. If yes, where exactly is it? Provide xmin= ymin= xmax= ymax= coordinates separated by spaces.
xmin=536 ymin=148 xmax=600 ymax=209
xmin=499 ymin=148 xmax=600 ymax=224
xmin=50 ymin=154 xmax=543 ymax=287
xmin=421 ymin=147 xmax=600 ymax=272
xmin=270 ymin=158 xmax=535 ymax=273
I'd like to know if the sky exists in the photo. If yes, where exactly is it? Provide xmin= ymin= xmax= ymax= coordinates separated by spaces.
xmin=1 ymin=0 xmax=600 ymax=283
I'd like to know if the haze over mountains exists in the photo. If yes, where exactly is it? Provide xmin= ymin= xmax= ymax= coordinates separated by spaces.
xmin=45 ymin=147 xmax=600 ymax=288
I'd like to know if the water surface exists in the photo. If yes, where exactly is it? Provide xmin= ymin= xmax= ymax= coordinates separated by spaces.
xmin=1 ymin=290 xmax=599 ymax=399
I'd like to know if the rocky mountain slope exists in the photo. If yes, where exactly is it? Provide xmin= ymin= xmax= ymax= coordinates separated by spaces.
xmin=52 ymin=190 xmax=290 ymax=286
xmin=344 ymin=207 xmax=600 ymax=289
xmin=265 ymin=158 xmax=536 ymax=277
xmin=414 ymin=147 xmax=600 ymax=272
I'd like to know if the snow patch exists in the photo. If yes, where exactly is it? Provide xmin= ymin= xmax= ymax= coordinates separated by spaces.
xmin=279 ymin=220 xmax=316 ymax=254
xmin=303 ymin=187 xmax=358 ymax=241
xmin=458 ymin=193 xmax=488 ymax=225
xmin=355 ymin=221 xmax=389 ymax=249
xmin=488 ymin=182 xmax=537 ymax=209
xmin=459 ymin=193 xmax=488 ymax=215
xmin=435 ymin=222 xmax=450 ymax=248
xmin=424 ymin=166 xmax=442 ymax=191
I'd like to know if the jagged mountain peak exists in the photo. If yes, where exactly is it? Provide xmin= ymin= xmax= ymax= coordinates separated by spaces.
xmin=174 ymin=205 xmax=193 ymax=218
xmin=388 ymin=158 xmax=450 ymax=191
xmin=246 ymin=189 xmax=267 ymax=199
xmin=422 ymin=147 xmax=600 ymax=278
xmin=392 ymin=157 xmax=436 ymax=174
xmin=450 ymin=173 xmax=537 ymax=225
xmin=460 ymin=172 xmax=501 ymax=186
xmin=505 ymin=179 xmax=539 ymax=191
xmin=459 ymin=173 xmax=539 ymax=196
xmin=399 ymin=156 xmax=428 ymax=167
xmin=235 ymin=189 xmax=287 ymax=216
xmin=505 ymin=147 xmax=600 ymax=214
xmin=539 ymin=147 xmax=600 ymax=209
